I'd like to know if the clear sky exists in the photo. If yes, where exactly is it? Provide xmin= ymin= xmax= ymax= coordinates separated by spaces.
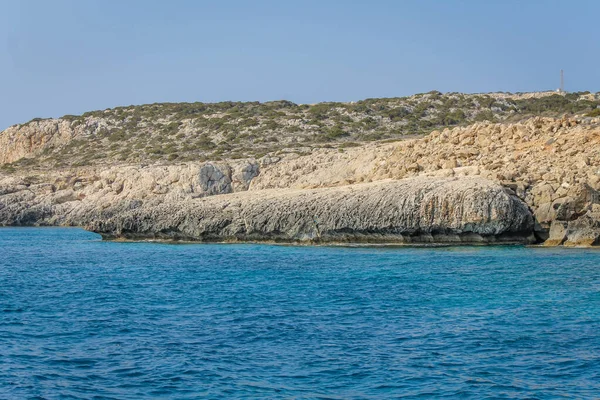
xmin=1 ymin=0 xmax=599 ymax=129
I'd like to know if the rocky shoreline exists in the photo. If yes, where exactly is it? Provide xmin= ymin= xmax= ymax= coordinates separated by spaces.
xmin=2 ymin=113 xmax=600 ymax=246
xmin=88 ymin=177 xmax=535 ymax=244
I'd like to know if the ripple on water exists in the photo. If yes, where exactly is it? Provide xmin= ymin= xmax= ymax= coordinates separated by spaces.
xmin=0 ymin=228 xmax=599 ymax=398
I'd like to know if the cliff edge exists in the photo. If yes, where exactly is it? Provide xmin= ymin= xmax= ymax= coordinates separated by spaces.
xmin=89 ymin=177 xmax=535 ymax=244
xmin=2 ymin=93 xmax=600 ymax=246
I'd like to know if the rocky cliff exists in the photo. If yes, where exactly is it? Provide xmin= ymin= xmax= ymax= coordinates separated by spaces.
xmin=247 ymin=116 xmax=600 ymax=245
xmin=1 ymin=175 xmax=534 ymax=244
xmin=2 ymin=93 xmax=600 ymax=246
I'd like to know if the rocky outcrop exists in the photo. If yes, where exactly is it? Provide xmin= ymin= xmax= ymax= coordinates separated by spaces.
xmin=543 ymin=185 xmax=600 ymax=246
xmin=0 ymin=118 xmax=112 ymax=165
xmin=3 ymin=113 xmax=600 ymax=246
xmin=88 ymin=177 xmax=534 ymax=244
xmin=250 ymin=117 xmax=600 ymax=193
xmin=563 ymin=208 xmax=600 ymax=246
xmin=247 ymin=116 xmax=600 ymax=246
xmin=1 ymin=170 xmax=534 ymax=244
xmin=0 ymin=161 xmax=259 ymax=226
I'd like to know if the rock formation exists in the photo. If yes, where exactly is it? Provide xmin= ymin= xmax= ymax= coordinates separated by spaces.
xmin=246 ymin=116 xmax=600 ymax=245
xmin=0 ymin=161 xmax=258 ymax=226
xmin=2 ymin=99 xmax=600 ymax=246
xmin=87 ymin=177 xmax=536 ymax=244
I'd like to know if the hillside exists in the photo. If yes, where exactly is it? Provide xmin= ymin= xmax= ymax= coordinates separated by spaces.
xmin=1 ymin=91 xmax=599 ymax=170
xmin=2 ymin=91 xmax=600 ymax=246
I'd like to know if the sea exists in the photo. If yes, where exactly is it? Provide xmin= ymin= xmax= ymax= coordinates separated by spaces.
xmin=1 ymin=227 xmax=599 ymax=399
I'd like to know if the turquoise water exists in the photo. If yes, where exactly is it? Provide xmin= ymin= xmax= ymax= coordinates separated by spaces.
xmin=1 ymin=228 xmax=599 ymax=399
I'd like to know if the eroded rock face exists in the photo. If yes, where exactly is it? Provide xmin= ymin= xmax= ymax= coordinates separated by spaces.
xmin=247 ymin=116 xmax=600 ymax=246
xmin=0 ymin=166 xmax=535 ymax=244
xmin=199 ymin=163 xmax=232 ymax=195
xmin=0 ymin=161 xmax=258 ymax=226
xmin=3 ymin=115 xmax=600 ymax=246
xmin=88 ymin=177 xmax=534 ymax=244
xmin=541 ymin=185 xmax=600 ymax=246
xmin=564 ymin=208 xmax=600 ymax=246
xmin=0 ymin=118 xmax=111 ymax=164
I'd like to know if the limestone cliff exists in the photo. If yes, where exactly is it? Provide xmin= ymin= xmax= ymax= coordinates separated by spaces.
xmin=247 ymin=116 xmax=600 ymax=245
xmin=87 ymin=177 xmax=536 ymax=244
xmin=2 ymin=94 xmax=600 ymax=246
xmin=0 ymin=118 xmax=109 ymax=165
xmin=0 ymin=161 xmax=259 ymax=226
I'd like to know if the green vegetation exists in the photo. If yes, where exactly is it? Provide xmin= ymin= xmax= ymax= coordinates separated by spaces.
xmin=4 ymin=91 xmax=598 ymax=169
xmin=586 ymin=108 xmax=600 ymax=117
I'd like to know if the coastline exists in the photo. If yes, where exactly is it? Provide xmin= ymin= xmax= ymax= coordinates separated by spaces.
xmin=3 ymin=114 xmax=600 ymax=248
xmin=5 ymin=226 xmax=600 ymax=249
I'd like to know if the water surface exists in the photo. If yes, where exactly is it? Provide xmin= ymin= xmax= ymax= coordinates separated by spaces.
xmin=1 ymin=228 xmax=599 ymax=398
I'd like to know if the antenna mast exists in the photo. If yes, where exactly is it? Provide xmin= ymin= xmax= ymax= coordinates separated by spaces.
xmin=560 ymin=69 xmax=564 ymax=92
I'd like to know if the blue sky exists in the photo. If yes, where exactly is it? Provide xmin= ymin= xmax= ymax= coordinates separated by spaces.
xmin=1 ymin=0 xmax=599 ymax=129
